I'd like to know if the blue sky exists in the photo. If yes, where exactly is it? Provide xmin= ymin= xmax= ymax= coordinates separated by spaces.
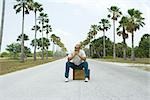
xmin=0 ymin=0 xmax=150 ymax=53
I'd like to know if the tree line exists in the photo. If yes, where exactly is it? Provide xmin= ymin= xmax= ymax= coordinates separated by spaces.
xmin=0 ymin=0 xmax=67 ymax=62
xmin=83 ymin=34 xmax=149 ymax=59
xmin=81 ymin=6 xmax=149 ymax=60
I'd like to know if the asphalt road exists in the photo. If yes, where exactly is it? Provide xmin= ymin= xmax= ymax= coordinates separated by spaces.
xmin=0 ymin=58 xmax=149 ymax=100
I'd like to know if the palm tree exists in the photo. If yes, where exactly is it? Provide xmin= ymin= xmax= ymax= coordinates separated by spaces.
xmin=55 ymin=36 xmax=61 ymax=51
xmin=51 ymin=34 xmax=57 ymax=56
xmin=87 ymin=31 xmax=93 ymax=41
xmin=126 ymin=9 xmax=145 ymax=61
xmin=90 ymin=24 xmax=98 ymax=40
xmin=38 ymin=12 xmax=48 ymax=60
xmin=16 ymin=34 xmax=29 ymax=41
xmin=45 ymin=23 xmax=52 ymax=59
xmin=31 ymin=38 xmax=50 ymax=53
xmin=87 ymin=31 xmax=94 ymax=56
xmin=98 ymin=19 xmax=111 ymax=57
xmin=117 ymin=16 xmax=128 ymax=60
xmin=31 ymin=25 xmax=40 ymax=50
xmin=108 ymin=6 xmax=122 ymax=59
xmin=17 ymin=33 xmax=29 ymax=58
xmin=14 ymin=0 xmax=33 ymax=62
xmin=80 ymin=38 xmax=91 ymax=56
xmin=87 ymin=25 xmax=98 ymax=57
xmin=31 ymin=1 xmax=43 ymax=61
xmin=0 ymin=0 xmax=5 ymax=51
xmin=50 ymin=34 xmax=61 ymax=56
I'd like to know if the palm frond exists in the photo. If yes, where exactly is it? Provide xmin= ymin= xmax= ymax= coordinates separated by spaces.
xmin=16 ymin=7 xmax=22 ymax=13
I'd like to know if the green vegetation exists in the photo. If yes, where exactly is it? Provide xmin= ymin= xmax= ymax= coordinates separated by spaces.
xmin=81 ymin=5 xmax=148 ymax=61
xmin=97 ymin=58 xmax=150 ymax=64
xmin=0 ymin=1 xmax=149 ymax=74
xmin=31 ymin=1 xmax=43 ymax=61
xmin=6 ymin=43 xmax=31 ymax=59
xmin=31 ymin=38 xmax=50 ymax=52
xmin=13 ymin=0 xmax=33 ymax=62
xmin=0 ymin=57 xmax=57 ymax=75
xmin=12 ymin=0 xmax=67 ymax=62
xmin=107 ymin=6 xmax=122 ymax=59
xmin=98 ymin=19 xmax=111 ymax=57
xmin=0 ymin=0 xmax=67 ymax=60
xmin=83 ymin=34 xmax=149 ymax=59
xmin=135 ymin=34 xmax=150 ymax=58
xmin=117 ymin=16 xmax=128 ymax=60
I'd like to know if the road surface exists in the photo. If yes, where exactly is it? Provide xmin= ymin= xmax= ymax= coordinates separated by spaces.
xmin=0 ymin=58 xmax=149 ymax=100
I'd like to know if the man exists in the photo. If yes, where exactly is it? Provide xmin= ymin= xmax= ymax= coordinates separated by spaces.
xmin=65 ymin=43 xmax=89 ymax=82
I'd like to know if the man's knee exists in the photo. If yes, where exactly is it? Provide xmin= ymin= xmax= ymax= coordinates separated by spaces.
xmin=66 ymin=61 xmax=71 ymax=65
xmin=66 ymin=61 xmax=73 ymax=68
xmin=83 ymin=61 xmax=88 ymax=65
xmin=83 ymin=61 xmax=88 ymax=68
xmin=66 ymin=62 xmax=69 ymax=68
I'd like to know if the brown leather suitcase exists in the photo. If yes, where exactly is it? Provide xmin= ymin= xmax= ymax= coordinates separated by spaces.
xmin=73 ymin=69 xmax=90 ymax=80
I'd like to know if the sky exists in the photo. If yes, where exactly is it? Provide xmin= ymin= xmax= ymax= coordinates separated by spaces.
xmin=0 ymin=0 xmax=150 ymax=53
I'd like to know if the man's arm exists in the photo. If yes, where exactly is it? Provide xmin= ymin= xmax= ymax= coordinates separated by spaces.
xmin=78 ymin=50 xmax=86 ymax=61
xmin=78 ymin=55 xmax=86 ymax=61
xmin=68 ymin=54 xmax=74 ymax=61
xmin=68 ymin=51 xmax=78 ymax=61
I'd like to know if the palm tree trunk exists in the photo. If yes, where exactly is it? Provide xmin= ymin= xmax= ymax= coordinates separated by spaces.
xmin=123 ymin=38 xmax=127 ymax=60
xmin=123 ymin=47 xmax=126 ymax=60
xmin=34 ymin=11 xmax=37 ymax=61
xmin=52 ymin=42 xmax=55 ymax=57
xmin=46 ymin=34 xmax=48 ymax=60
xmin=20 ymin=3 xmax=25 ymax=62
xmin=113 ymin=20 xmax=116 ymax=59
xmin=103 ymin=30 xmax=106 ymax=58
xmin=149 ymin=44 xmax=150 ymax=58
xmin=131 ymin=32 xmax=135 ymax=61
xmin=0 ymin=0 xmax=5 ymax=51
xmin=41 ymin=21 xmax=44 ymax=60
xmin=89 ymin=34 xmax=92 ymax=57
xmin=90 ymin=44 xmax=93 ymax=57
xmin=89 ymin=44 xmax=91 ymax=57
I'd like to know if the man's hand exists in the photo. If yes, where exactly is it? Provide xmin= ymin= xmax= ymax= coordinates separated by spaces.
xmin=68 ymin=51 xmax=79 ymax=61
xmin=73 ymin=51 xmax=79 ymax=56
xmin=78 ymin=54 xmax=86 ymax=61
xmin=74 ymin=51 xmax=86 ymax=61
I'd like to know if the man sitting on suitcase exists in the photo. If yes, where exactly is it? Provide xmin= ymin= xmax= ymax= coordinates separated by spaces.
xmin=65 ymin=43 xmax=89 ymax=82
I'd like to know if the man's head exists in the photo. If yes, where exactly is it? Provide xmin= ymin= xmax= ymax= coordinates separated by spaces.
xmin=75 ymin=43 xmax=81 ymax=51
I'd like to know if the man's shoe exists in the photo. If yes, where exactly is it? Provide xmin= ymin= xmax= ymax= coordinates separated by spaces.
xmin=84 ymin=78 xmax=88 ymax=82
xmin=65 ymin=78 xmax=69 ymax=82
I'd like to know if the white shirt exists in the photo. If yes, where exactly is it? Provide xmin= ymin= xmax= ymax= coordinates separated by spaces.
xmin=68 ymin=50 xmax=86 ymax=65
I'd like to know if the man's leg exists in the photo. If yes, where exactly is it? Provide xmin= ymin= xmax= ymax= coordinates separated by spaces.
xmin=79 ymin=61 xmax=89 ymax=78
xmin=65 ymin=62 xmax=76 ymax=78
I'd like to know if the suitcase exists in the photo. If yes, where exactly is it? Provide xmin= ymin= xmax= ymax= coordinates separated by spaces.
xmin=73 ymin=69 xmax=90 ymax=80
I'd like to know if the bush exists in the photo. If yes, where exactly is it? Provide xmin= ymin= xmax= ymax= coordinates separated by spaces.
xmin=91 ymin=54 xmax=99 ymax=58
xmin=48 ymin=51 xmax=53 ymax=57
xmin=53 ymin=50 xmax=66 ymax=57
xmin=103 ymin=56 xmax=113 ymax=59
xmin=0 ymin=52 xmax=9 ymax=57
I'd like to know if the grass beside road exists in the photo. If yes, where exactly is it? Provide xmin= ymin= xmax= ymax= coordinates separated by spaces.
xmin=96 ymin=58 xmax=150 ymax=71
xmin=0 ymin=57 xmax=58 ymax=75
xmin=97 ymin=58 xmax=150 ymax=64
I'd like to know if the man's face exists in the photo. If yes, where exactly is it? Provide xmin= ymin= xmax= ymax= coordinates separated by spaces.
xmin=75 ymin=45 xmax=80 ymax=51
